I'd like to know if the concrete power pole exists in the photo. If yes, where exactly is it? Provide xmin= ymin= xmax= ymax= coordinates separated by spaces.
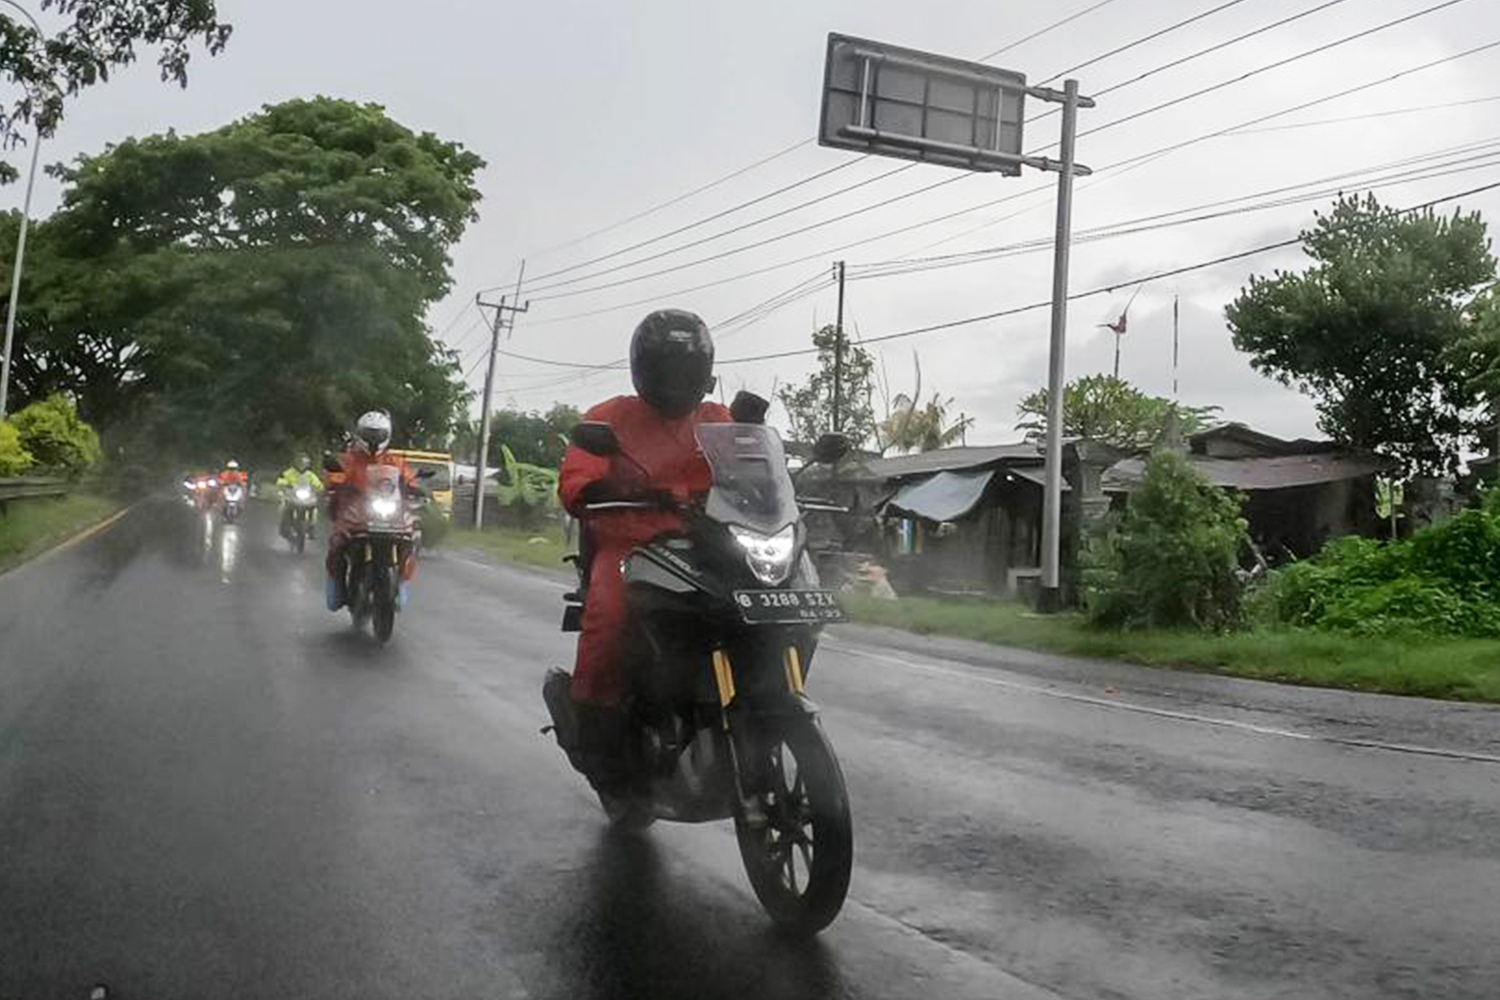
xmin=472 ymin=262 xmax=529 ymax=530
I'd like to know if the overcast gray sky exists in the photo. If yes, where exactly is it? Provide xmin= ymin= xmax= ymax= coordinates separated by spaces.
xmin=7 ymin=0 xmax=1500 ymax=444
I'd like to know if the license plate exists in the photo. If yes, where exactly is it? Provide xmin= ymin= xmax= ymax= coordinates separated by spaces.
xmin=733 ymin=589 xmax=846 ymax=624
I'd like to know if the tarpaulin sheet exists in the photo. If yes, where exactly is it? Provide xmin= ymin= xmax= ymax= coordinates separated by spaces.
xmin=883 ymin=469 xmax=995 ymax=523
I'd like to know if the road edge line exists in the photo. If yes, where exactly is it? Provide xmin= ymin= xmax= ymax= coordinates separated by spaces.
xmin=0 ymin=499 xmax=139 ymax=581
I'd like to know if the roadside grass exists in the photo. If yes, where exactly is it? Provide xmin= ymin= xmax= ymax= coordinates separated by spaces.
xmin=444 ymin=525 xmax=573 ymax=573
xmin=0 ymin=493 xmax=122 ymax=573
xmin=841 ymin=593 xmax=1500 ymax=703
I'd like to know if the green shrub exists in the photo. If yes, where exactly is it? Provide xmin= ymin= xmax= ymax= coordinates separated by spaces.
xmin=1084 ymin=450 xmax=1248 ymax=630
xmin=10 ymin=395 xmax=101 ymax=477
xmin=1255 ymin=490 xmax=1500 ymax=638
xmin=0 ymin=420 xmax=33 ymax=475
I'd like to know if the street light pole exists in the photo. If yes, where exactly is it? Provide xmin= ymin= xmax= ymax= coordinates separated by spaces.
xmin=0 ymin=0 xmax=44 ymax=421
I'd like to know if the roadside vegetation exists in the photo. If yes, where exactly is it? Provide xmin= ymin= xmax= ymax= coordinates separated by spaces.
xmin=443 ymin=524 xmax=572 ymax=573
xmin=842 ymin=594 xmax=1500 ymax=703
xmin=0 ymin=493 xmax=121 ymax=573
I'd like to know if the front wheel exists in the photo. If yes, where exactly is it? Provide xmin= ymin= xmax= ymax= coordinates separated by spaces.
xmin=734 ymin=715 xmax=852 ymax=934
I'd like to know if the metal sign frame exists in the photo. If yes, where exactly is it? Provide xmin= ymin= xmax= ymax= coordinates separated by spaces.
xmin=816 ymin=32 xmax=1095 ymax=607
xmin=820 ymin=33 xmax=1029 ymax=175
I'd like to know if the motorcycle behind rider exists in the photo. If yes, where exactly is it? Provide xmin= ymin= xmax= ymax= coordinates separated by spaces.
xmin=549 ymin=309 xmax=746 ymax=794
xmin=276 ymin=454 xmax=323 ymax=539
xmin=323 ymin=412 xmax=418 ymax=612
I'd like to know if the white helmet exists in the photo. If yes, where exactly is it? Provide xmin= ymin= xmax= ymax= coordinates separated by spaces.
xmin=355 ymin=411 xmax=392 ymax=453
xmin=226 ymin=460 xmax=240 ymax=470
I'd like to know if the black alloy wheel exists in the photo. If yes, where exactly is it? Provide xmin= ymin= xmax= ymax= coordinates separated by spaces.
xmin=734 ymin=716 xmax=852 ymax=934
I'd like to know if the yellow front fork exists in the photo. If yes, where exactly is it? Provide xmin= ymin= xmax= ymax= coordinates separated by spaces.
xmin=710 ymin=645 xmax=806 ymax=717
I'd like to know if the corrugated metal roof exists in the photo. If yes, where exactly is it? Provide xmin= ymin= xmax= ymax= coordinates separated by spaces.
xmin=864 ymin=443 xmax=1043 ymax=480
xmin=1103 ymin=452 xmax=1388 ymax=492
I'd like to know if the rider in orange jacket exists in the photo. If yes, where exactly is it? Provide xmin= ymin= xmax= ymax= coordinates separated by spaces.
xmin=552 ymin=309 xmax=732 ymax=788
xmin=324 ymin=411 xmax=418 ymax=611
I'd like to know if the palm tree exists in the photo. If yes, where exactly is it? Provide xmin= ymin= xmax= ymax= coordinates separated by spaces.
xmin=878 ymin=355 xmax=974 ymax=453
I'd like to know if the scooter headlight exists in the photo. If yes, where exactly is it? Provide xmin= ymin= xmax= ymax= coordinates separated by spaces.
xmin=294 ymin=486 xmax=313 ymax=503
xmin=728 ymin=524 xmax=797 ymax=586
xmin=368 ymin=496 xmax=400 ymax=520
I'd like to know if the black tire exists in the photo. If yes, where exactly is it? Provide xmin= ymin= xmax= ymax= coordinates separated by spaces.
xmin=734 ymin=716 xmax=852 ymax=934
xmin=294 ymin=524 xmax=306 ymax=554
xmin=372 ymin=554 xmax=396 ymax=644
xmin=348 ymin=561 xmax=369 ymax=632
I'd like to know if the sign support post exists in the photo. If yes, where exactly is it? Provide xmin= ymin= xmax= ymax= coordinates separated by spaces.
xmin=817 ymin=33 xmax=1093 ymax=608
xmin=1039 ymin=79 xmax=1080 ymax=610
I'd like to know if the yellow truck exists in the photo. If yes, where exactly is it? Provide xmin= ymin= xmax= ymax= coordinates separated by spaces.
xmin=388 ymin=448 xmax=455 ymax=516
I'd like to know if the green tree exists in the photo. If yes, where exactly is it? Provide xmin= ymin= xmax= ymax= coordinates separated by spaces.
xmin=1084 ymin=450 xmax=1248 ymax=630
xmin=1227 ymin=193 xmax=1496 ymax=475
xmin=456 ymin=403 xmax=580 ymax=468
xmin=0 ymin=420 xmax=32 ymax=474
xmin=10 ymin=392 xmax=98 ymax=476
xmin=877 ymin=353 xmax=972 ymax=454
xmin=776 ymin=324 xmax=877 ymax=449
xmin=6 ymin=98 xmax=483 ymax=459
xmin=1015 ymin=374 xmax=1219 ymax=451
xmin=0 ymin=0 xmax=231 ymax=182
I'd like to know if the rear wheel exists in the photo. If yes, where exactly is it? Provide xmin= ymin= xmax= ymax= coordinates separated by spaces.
xmin=734 ymin=716 xmax=852 ymax=934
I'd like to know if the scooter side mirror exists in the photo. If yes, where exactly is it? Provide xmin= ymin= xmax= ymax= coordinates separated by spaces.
xmin=570 ymin=422 xmax=620 ymax=458
xmin=811 ymin=432 xmax=851 ymax=465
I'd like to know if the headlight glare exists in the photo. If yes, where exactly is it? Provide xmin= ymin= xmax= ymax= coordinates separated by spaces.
xmin=729 ymin=524 xmax=797 ymax=585
xmin=368 ymin=496 xmax=400 ymax=520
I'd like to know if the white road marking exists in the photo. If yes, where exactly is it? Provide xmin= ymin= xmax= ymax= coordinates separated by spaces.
xmin=828 ymin=640 xmax=1500 ymax=766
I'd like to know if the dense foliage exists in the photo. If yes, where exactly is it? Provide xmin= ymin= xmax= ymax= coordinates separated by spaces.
xmin=1256 ymin=495 xmax=1500 ymax=638
xmin=1084 ymin=450 xmax=1248 ymax=630
xmin=453 ymin=404 xmax=579 ymax=468
xmin=0 ymin=0 xmax=230 ymax=181
xmin=777 ymin=325 xmax=877 ymax=449
xmin=3 ymin=98 xmax=482 ymax=463
xmin=0 ymin=419 xmax=31 ymax=474
xmin=8 ymin=393 xmax=97 ymax=475
xmin=1227 ymin=194 xmax=1496 ymax=475
xmin=1016 ymin=374 xmax=1218 ymax=451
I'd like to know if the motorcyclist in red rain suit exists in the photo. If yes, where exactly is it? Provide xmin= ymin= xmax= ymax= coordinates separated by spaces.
xmin=550 ymin=309 xmax=732 ymax=792
xmin=323 ymin=410 xmax=419 ymax=612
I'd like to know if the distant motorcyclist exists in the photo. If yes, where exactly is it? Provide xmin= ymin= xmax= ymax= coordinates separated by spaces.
xmin=551 ymin=309 xmax=732 ymax=790
xmin=276 ymin=454 xmax=323 ymax=539
xmin=324 ymin=412 xmax=418 ymax=611
xmin=218 ymin=459 xmax=247 ymax=491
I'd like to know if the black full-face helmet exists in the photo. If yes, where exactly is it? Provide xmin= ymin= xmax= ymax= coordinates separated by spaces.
xmin=630 ymin=309 xmax=715 ymax=418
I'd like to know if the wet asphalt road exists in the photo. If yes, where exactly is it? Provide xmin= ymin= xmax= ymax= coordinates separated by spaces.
xmin=3 ymin=500 xmax=1500 ymax=1000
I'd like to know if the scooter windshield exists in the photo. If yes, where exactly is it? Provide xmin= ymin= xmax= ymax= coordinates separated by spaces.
xmin=695 ymin=423 xmax=799 ymax=535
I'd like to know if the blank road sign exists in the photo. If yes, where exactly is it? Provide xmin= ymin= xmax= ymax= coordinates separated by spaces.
xmin=819 ymin=33 xmax=1027 ymax=175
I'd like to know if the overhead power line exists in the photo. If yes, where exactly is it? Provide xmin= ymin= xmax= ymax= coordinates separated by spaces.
xmin=522 ymin=3 xmax=1473 ymax=306
xmin=1036 ymin=0 xmax=1255 ymax=85
xmin=1227 ymin=94 xmax=1500 ymax=133
xmin=710 ymin=178 xmax=1500 ymax=365
xmin=506 ymin=0 xmax=1131 ymax=281
xmin=520 ymin=37 xmax=1500 ymax=326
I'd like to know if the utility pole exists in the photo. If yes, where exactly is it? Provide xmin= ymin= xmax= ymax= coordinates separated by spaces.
xmin=1039 ymin=79 xmax=1083 ymax=612
xmin=832 ymin=260 xmax=846 ymax=434
xmin=1172 ymin=294 xmax=1180 ymax=398
xmin=472 ymin=261 xmax=529 ymax=530
xmin=0 ymin=1 xmax=43 ymax=421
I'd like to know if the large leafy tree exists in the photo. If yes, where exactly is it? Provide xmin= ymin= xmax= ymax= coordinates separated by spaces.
xmin=776 ymin=324 xmax=877 ymax=449
xmin=453 ymin=403 xmax=580 ymax=468
xmin=0 ymin=0 xmax=230 ymax=181
xmin=6 ymin=97 xmax=483 ymax=462
xmin=1227 ymin=194 xmax=1496 ymax=474
xmin=1016 ymin=374 xmax=1218 ymax=451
